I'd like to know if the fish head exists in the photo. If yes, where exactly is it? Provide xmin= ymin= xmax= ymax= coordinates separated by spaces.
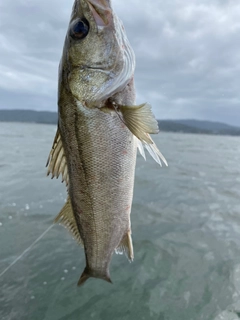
xmin=60 ymin=0 xmax=135 ymax=103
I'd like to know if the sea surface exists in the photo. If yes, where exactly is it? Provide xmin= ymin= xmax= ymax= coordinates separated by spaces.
xmin=0 ymin=122 xmax=240 ymax=320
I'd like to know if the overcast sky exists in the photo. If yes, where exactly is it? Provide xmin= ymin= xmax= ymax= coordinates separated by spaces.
xmin=0 ymin=0 xmax=239 ymax=126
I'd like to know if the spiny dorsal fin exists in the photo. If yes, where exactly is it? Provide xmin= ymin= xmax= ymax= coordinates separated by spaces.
xmin=46 ymin=128 xmax=69 ymax=186
xmin=115 ymin=230 xmax=134 ymax=262
xmin=55 ymin=196 xmax=83 ymax=246
xmin=118 ymin=103 xmax=159 ymax=144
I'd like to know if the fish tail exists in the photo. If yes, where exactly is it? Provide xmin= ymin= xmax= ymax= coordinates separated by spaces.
xmin=78 ymin=268 xmax=91 ymax=286
xmin=77 ymin=267 xmax=112 ymax=286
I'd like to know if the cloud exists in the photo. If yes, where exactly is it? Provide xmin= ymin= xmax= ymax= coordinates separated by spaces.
xmin=0 ymin=0 xmax=239 ymax=125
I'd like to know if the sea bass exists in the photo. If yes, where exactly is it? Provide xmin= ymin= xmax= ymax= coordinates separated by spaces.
xmin=46 ymin=0 xmax=167 ymax=286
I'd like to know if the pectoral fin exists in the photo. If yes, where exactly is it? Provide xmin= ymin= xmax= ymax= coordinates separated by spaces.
xmin=46 ymin=128 xmax=69 ymax=186
xmin=118 ymin=103 xmax=159 ymax=144
xmin=114 ymin=103 xmax=168 ymax=166
xmin=115 ymin=230 xmax=134 ymax=262
xmin=54 ymin=196 xmax=83 ymax=246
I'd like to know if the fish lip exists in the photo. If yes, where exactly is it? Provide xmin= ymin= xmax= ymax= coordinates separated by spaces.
xmin=80 ymin=65 xmax=111 ymax=72
xmin=87 ymin=0 xmax=112 ymax=27
xmin=87 ymin=0 xmax=111 ymax=11
xmin=87 ymin=66 xmax=107 ymax=71
xmin=70 ymin=64 xmax=110 ymax=72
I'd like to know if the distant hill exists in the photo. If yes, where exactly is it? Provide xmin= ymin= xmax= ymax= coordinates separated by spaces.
xmin=173 ymin=119 xmax=238 ymax=131
xmin=0 ymin=109 xmax=57 ymax=124
xmin=0 ymin=109 xmax=240 ymax=136
xmin=158 ymin=119 xmax=240 ymax=136
xmin=158 ymin=120 xmax=209 ymax=134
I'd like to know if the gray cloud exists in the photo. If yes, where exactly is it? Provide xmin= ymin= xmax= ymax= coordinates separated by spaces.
xmin=0 ymin=0 xmax=239 ymax=125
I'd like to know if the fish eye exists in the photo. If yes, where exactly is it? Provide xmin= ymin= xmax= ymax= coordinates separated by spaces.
xmin=70 ymin=19 xmax=89 ymax=40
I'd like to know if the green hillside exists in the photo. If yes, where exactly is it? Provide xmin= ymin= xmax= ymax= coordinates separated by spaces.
xmin=0 ymin=109 xmax=240 ymax=136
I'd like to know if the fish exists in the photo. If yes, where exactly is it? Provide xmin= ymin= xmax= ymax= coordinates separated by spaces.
xmin=46 ymin=0 xmax=167 ymax=286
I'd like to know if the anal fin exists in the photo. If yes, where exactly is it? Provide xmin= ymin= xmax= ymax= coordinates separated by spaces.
xmin=55 ymin=196 xmax=83 ymax=246
xmin=115 ymin=230 xmax=134 ymax=262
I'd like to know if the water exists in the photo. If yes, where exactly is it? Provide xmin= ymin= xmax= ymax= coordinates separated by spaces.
xmin=0 ymin=122 xmax=240 ymax=320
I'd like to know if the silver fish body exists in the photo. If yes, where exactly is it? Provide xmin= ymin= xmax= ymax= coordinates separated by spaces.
xmin=58 ymin=84 xmax=136 ymax=284
xmin=47 ymin=0 xmax=167 ymax=286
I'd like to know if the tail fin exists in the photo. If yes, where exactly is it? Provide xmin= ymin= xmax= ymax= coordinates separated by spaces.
xmin=77 ymin=267 xmax=112 ymax=286
xmin=78 ymin=269 xmax=91 ymax=286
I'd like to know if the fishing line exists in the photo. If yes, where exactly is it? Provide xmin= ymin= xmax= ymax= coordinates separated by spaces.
xmin=0 ymin=224 xmax=54 ymax=279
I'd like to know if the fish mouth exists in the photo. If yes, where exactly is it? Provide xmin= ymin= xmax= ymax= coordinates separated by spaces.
xmin=80 ymin=65 xmax=110 ymax=73
xmin=87 ymin=0 xmax=112 ymax=27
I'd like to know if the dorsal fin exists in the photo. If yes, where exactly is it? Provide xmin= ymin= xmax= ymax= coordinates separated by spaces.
xmin=115 ymin=230 xmax=134 ymax=262
xmin=54 ymin=196 xmax=83 ymax=245
xmin=46 ymin=128 xmax=69 ymax=186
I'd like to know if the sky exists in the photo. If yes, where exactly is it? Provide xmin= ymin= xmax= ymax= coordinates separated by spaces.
xmin=0 ymin=0 xmax=240 ymax=126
